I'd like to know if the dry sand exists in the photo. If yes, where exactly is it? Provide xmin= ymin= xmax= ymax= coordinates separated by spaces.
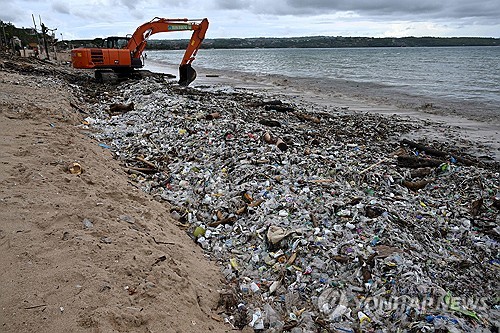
xmin=0 ymin=57 xmax=229 ymax=332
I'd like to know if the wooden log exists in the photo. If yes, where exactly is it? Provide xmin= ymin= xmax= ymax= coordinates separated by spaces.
xmin=109 ymin=102 xmax=134 ymax=115
xmin=402 ymin=179 xmax=433 ymax=191
xmin=262 ymin=131 xmax=275 ymax=144
xmin=135 ymin=156 xmax=157 ymax=170
xmin=259 ymin=119 xmax=281 ymax=127
xmin=205 ymin=112 xmax=220 ymax=120
xmin=208 ymin=215 xmax=237 ymax=227
xmin=397 ymin=155 xmax=444 ymax=168
xmin=127 ymin=166 xmax=157 ymax=174
xmin=249 ymin=99 xmax=282 ymax=107
xmin=401 ymin=139 xmax=447 ymax=157
xmin=265 ymin=104 xmax=295 ymax=112
xmin=69 ymin=102 xmax=88 ymax=114
xmin=401 ymin=139 xmax=473 ymax=165
xmin=275 ymin=138 xmax=288 ymax=151
xmin=295 ymin=112 xmax=320 ymax=124
xmin=410 ymin=167 xmax=433 ymax=178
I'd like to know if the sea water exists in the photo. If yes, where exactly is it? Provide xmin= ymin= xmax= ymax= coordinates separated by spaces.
xmin=147 ymin=47 xmax=500 ymax=119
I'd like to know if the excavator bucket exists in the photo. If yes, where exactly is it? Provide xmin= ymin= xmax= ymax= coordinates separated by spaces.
xmin=178 ymin=64 xmax=197 ymax=86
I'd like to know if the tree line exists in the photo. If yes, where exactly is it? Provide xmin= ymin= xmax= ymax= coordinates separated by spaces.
xmin=2 ymin=20 xmax=498 ymax=50
xmin=148 ymin=36 xmax=499 ymax=50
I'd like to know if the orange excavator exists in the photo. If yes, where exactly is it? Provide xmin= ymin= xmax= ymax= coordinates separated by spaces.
xmin=71 ymin=17 xmax=209 ymax=86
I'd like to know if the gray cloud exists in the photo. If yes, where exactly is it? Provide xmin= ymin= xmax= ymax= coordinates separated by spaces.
xmin=216 ymin=0 xmax=250 ymax=10
xmin=52 ymin=2 xmax=70 ymax=14
xmin=284 ymin=0 xmax=442 ymax=16
xmin=1 ymin=0 xmax=499 ymax=39
xmin=1 ymin=2 xmax=25 ymax=22
xmin=118 ymin=0 xmax=136 ymax=10
xmin=211 ymin=0 xmax=500 ymax=20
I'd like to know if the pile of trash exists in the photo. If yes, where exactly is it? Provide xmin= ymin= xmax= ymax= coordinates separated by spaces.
xmin=82 ymin=76 xmax=499 ymax=332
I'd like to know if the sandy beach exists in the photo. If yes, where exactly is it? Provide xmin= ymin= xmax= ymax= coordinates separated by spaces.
xmin=1 ymin=53 xmax=499 ymax=332
xmin=0 ymin=54 xmax=229 ymax=333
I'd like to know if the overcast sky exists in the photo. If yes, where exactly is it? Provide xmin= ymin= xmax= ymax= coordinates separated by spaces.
xmin=2 ymin=0 xmax=499 ymax=40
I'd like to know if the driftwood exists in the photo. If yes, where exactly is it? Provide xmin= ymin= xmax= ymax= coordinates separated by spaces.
xmin=109 ymin=102 xmax=134 ymax=115
xmin=492 ymin=198 xmax=500 ymax=210
xmin=127 ymin=167 xmax=157 ymax=174
xmin=397 ymin=156 xmax=444 ymax=168
xmin=470 ymin=198 xmax=483 ymax=216
xmin=249 ymin=99 xmax=282 ymax=107
xmin=248 ymin=198 xmax=265 ymax=207
xmin=401 ymin=139 xmax=473 ymax=165
xmin=295 ymin=112 xmax=320 ymax=124
xmin=262 ymin=131 xmax=275 ymax=144
xmin=365 ymin=205 xmax=385 ymax=218
xmin=265 ymin=104 xmax=295 ymax=112
xmin=309 ymin=213 xmax=319 ymax=228
xmin=135 ymin=156 xmax=157 ymax=170
xmin=262 ymin=131 xmax=287 ymax=151
xmin=69 ymin=102 xmax=88 ymax=114
xmin=275 ymin=138 xmax=288 ymax=151
xmin=410 ymin=168 xmax=433 ymax=179
xmin=205 ymin=112 xmax=220 ymax=120
xmin=359 ymin=157 xmax=391 ymax=174
xmin=402 ymin=179 xmax=434 ymax=191
xmin=249 ymin=99 xmax=295 ymax=111
xmin=208 ymin=216 xmax=237 ymax=227
xmin=236 ymin=206 xmax=247 ymax=215
xmin=259 ymin=119 xmax=281 ymax=127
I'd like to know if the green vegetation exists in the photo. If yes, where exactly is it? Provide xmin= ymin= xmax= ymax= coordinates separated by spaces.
xmin=0 ymin=21 xmax=39 ymax=47
xmin=148 ymin=36 xmax=500 ymax=49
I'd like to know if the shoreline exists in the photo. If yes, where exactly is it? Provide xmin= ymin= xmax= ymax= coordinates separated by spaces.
xmin=144 ymin=60 xmax=500 ymax=161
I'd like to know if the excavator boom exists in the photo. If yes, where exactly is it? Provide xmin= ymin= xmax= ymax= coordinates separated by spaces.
xmin=71 ymin=17 xmax=209 ymax=86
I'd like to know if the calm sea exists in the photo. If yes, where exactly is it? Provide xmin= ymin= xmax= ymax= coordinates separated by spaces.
xmin=147 ymin=47 xmax=500 ymax=119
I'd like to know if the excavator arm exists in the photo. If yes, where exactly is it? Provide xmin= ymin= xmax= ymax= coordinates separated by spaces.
xmin=127 ymin=17 xmax=209 ymax=86
xmin=71 ymin=17 xmax=209 ymax=86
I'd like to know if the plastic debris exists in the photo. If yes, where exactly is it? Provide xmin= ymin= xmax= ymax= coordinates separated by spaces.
xmin=357 ymin=311 xmax=371 ymax=324
xmin=250 ymin=308 xmax=264 ymax=330
xmin=81 ymin=75 xmax=500 ymax=332
xmin=82 ymin=218 xmax=93 ymax=229
xmin=67 ymin=162 xmax=83 ymax=175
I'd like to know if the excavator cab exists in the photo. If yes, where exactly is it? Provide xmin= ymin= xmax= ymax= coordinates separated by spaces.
xmin=103 ymin=37 xmax=130 ymax=49
xmin=178 ymin=64 xmax=197 ymax=86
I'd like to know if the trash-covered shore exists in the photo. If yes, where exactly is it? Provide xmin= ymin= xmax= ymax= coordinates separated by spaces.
xmin=80 ymin=74 xmax=499 ymax=332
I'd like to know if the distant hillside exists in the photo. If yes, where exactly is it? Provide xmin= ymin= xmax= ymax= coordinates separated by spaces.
xmin=147 ymin=36 xmax=500 ymax=50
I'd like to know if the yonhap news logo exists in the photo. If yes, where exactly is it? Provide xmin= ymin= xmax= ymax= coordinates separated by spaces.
xmin=317 ymin=288 xmax=489 ymax=320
